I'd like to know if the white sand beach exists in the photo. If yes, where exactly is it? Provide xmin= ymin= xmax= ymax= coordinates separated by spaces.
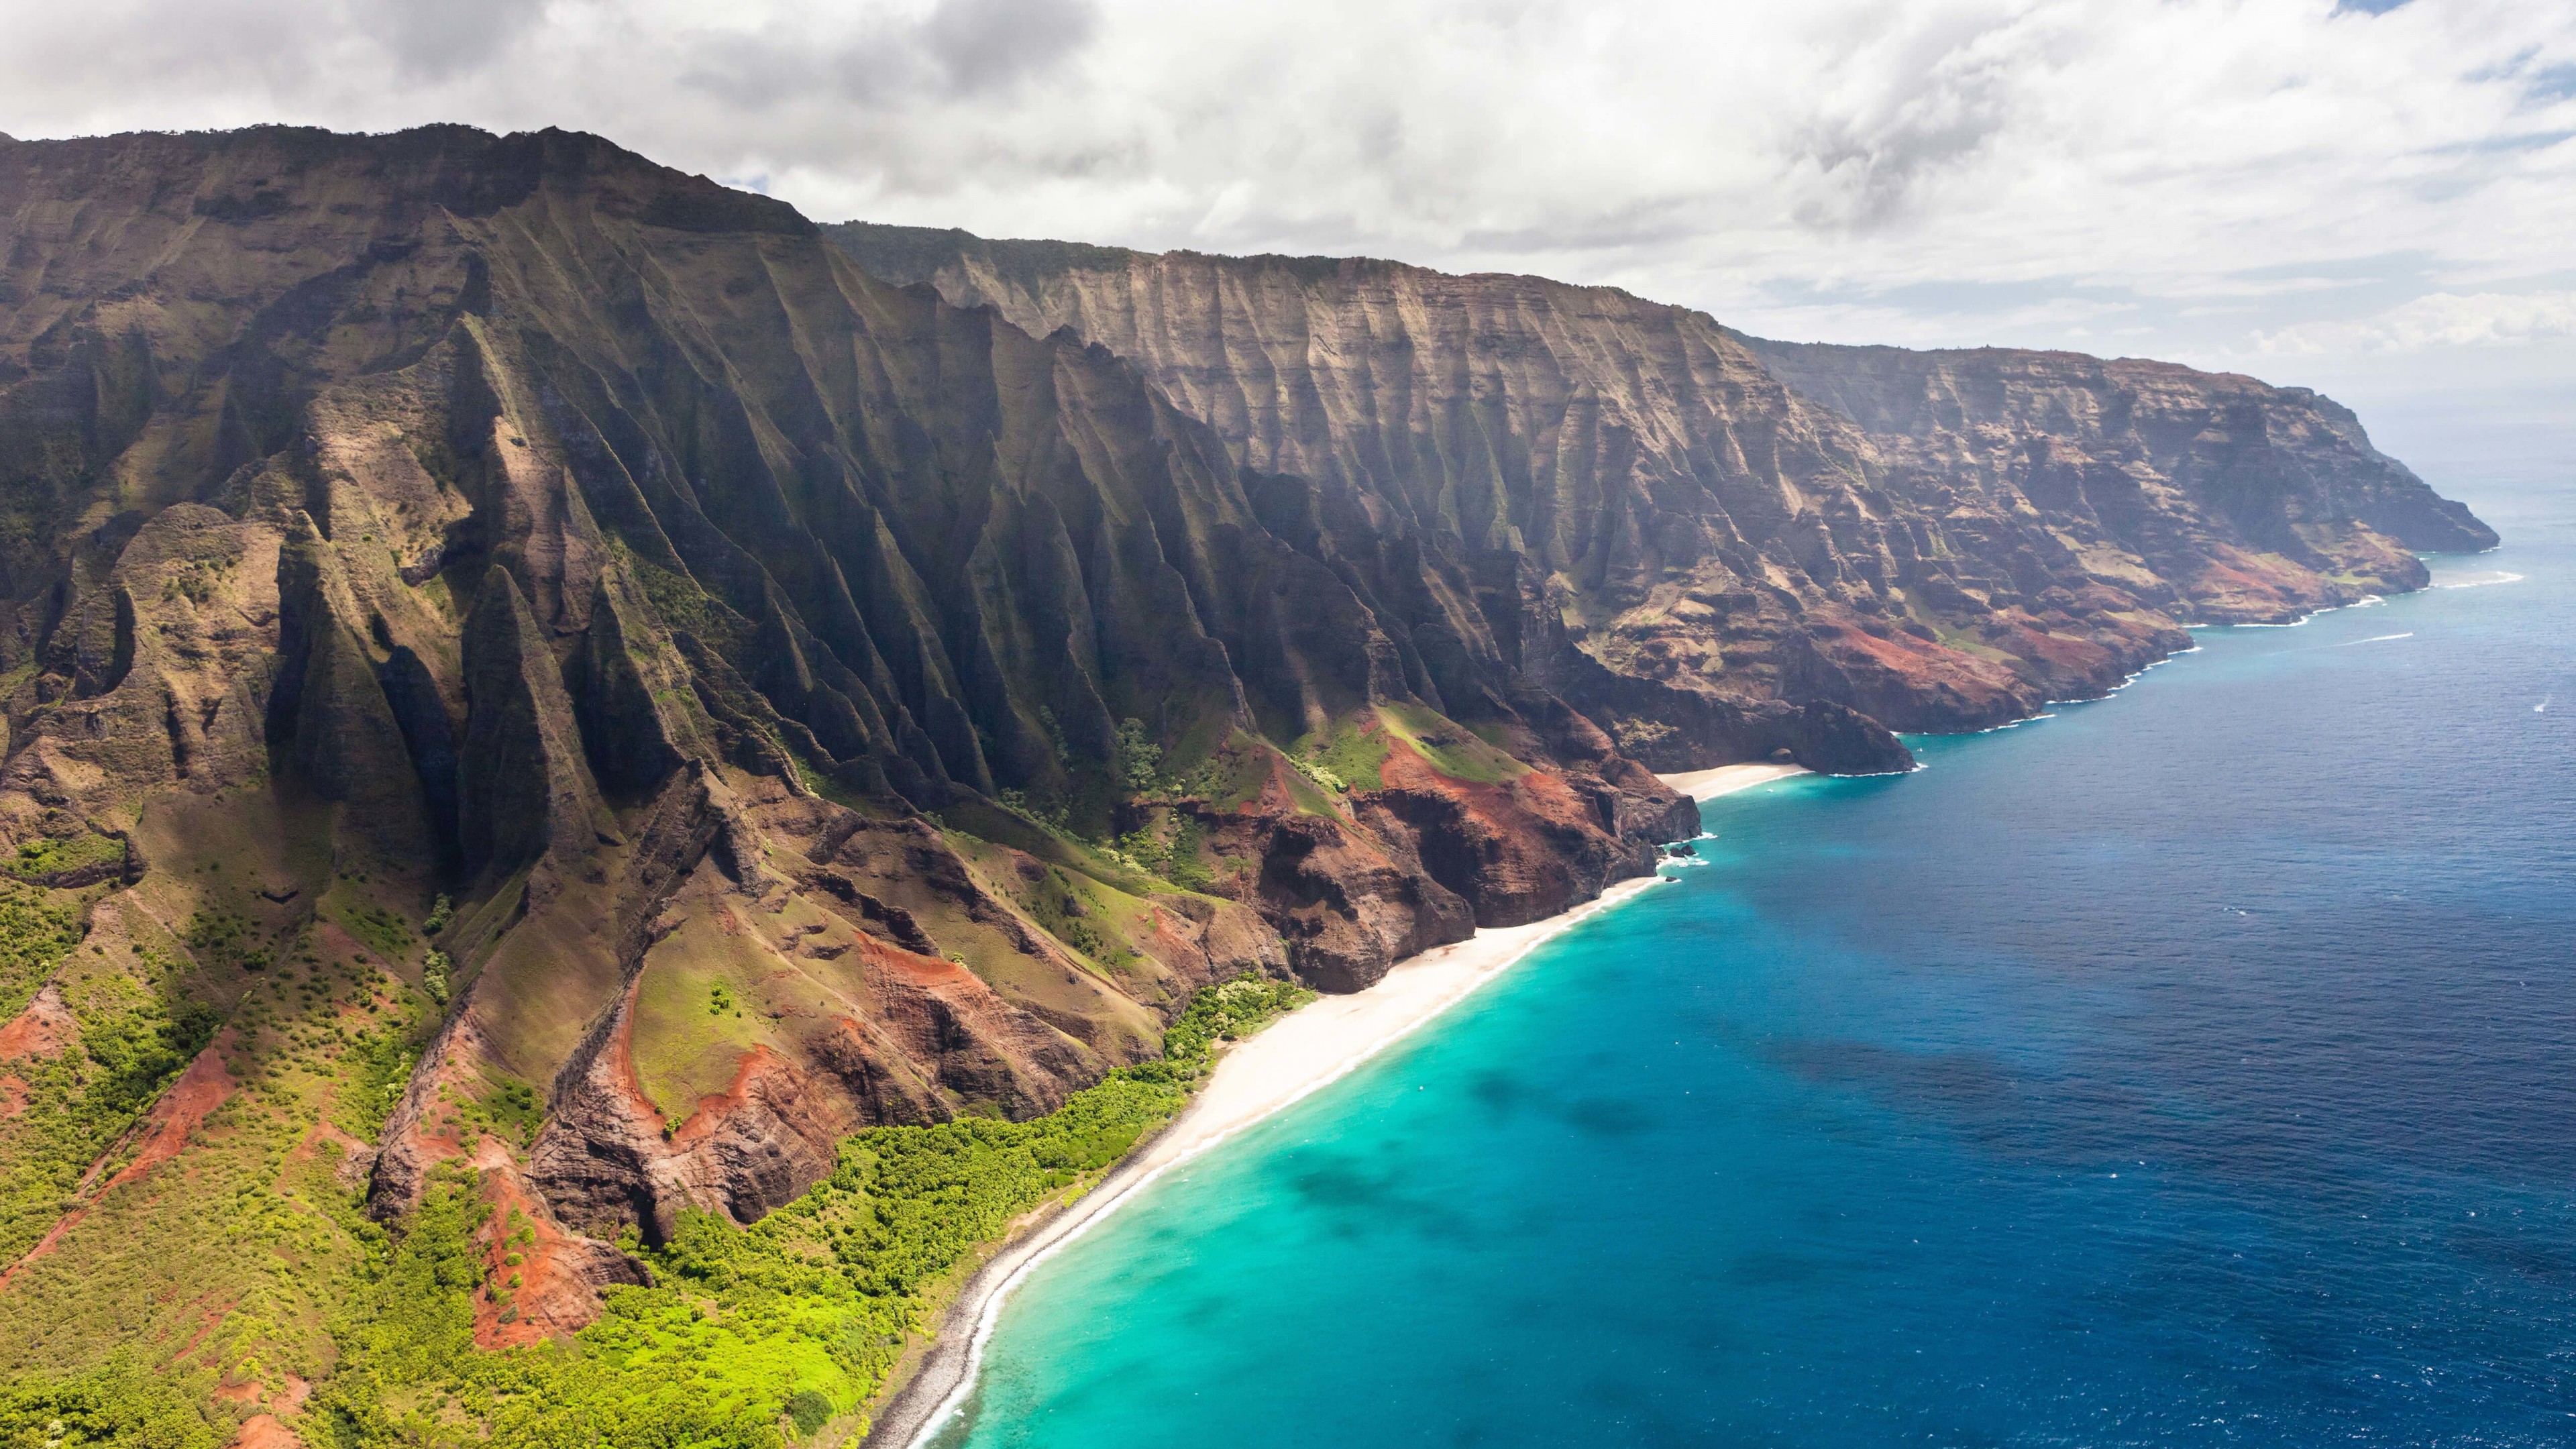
xmin=1656 ymin=761 xmax=1807 ymax=801
xmin=869 ymin=873 xmax=1672 ymax=1447
xmin=868 ymin=760 xmax=1808 ymax=1445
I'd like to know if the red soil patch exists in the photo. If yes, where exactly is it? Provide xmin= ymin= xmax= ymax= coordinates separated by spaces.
xmin=230 ymin=1413 xmax=301 ymax=1449
xmin=670 ymin=1046 xmax=788 ymax=1146
xmin=1828 ymin=621 xmax=1946 ymax=672
xmin=1501 ymin=764 xmax=1583 ymax=815
xmin=2006 ymin=623 xmax=2113 ymax=674
xmin=1829 ymin=620 xmax=2019 ymax=691
xmin=0 ymin=1075 xmax=24 ymax=1118
xmin=79 ymin=1043 xmax=233 ymax=1193
xmin=1370 ymin=739 xmax=1623 ymax=923
xmin=0 ymin=985 xmax=76 ymax=1061
xmin=160 ymin=1287 xmax=241 ymax=1361
xmin=1142 ymin=907 xmax=1199 ymax=962
xmin=1379 ymin=737 xmax=1566 ymax=830
xmin=1251 ymin=753 xmax=1319 ymax=813
xmin=469 ymin=1143 xmax=612 ymax=1349
xmin=1 ymin=1036 xmax=235 ymax=1291
xmin=2188 ymin=555 xmax=2312 ymax=618
xmin=856 ymin=932 xmax=979 ymax=987
xmin=605 ymin=988 xmax=659 ymax=1123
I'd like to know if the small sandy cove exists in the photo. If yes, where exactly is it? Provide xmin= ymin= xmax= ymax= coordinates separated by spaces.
xmin=869 ymin=765 xmax=1794 ymax=1447
xmin=1656 ymin=761 xmax=1807 ymax=800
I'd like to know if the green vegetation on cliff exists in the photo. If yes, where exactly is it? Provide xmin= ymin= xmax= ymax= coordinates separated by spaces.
xmin=4 ymin=833 xmax=124 ymax=887
xmin=0 ymin=1354 xmax=225 ymax=1449
xmin=0 ymin=992 xmax=217 ymax=1265
xmin=176 ymin=976 xmax=1307 ymax=1449
xmin=0 ymin=887 xmax=215 ymax=1267
xmin=0 ymin=873 xmax=460 ymax=1420
xmin=0 ymin=884 xmax=78 ymax=1018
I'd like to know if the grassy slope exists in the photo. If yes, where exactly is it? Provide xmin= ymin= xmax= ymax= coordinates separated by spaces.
xmin=317 ymin=976 xmax=1309 ymax=1449
xmin=0 ymin=967 xmax=1309 ymax=1449
xmin=0 ymin=806 xmax=460 ymax=1433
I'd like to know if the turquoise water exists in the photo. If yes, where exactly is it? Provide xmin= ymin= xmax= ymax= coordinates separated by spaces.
xmin=943 ymin=481 xmax=2576 ymax=1448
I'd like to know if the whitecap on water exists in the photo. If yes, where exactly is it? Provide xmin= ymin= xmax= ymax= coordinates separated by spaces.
xmin=2432 ymin=570 xmax=2526 ymax=589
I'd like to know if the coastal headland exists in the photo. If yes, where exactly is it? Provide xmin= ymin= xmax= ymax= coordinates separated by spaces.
xmin=865 ymin=765 xmax=1803 ymax=1447
xmin=0 ymin=122 xmax=2493 ymax=1449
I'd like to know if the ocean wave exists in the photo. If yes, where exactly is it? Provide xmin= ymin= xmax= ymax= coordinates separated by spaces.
xmin=2432 ymin=570 xmax=2525 ymax=589
xmin=2033 ymin=648 xmax=2200 ymax=711
xmin=2218 ymin=588 xmax=2423 ymax=631
xmin=2339 ymin=633 xmax=2416 ymax=646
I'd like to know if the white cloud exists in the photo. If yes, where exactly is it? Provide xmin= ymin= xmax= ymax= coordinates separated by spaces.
xmin=2257 ymin=290 xmax=2576 ymax=352
xmin=3 ymin=0 xmax=2573 ymax=396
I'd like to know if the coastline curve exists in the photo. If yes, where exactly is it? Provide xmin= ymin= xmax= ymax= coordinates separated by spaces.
xmin=868 ymin=875 xmax=1672 ymax=1448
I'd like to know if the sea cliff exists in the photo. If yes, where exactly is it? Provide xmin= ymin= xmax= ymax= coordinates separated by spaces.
xmin=0 ymin=125 xmax=2493 ymax=1446
xmin=830 ymin=223 xmax=2491 ymax=735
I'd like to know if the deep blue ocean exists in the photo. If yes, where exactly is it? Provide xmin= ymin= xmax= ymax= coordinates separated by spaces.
xmin=941 ymin=478 xmax=2575 ymax=1448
